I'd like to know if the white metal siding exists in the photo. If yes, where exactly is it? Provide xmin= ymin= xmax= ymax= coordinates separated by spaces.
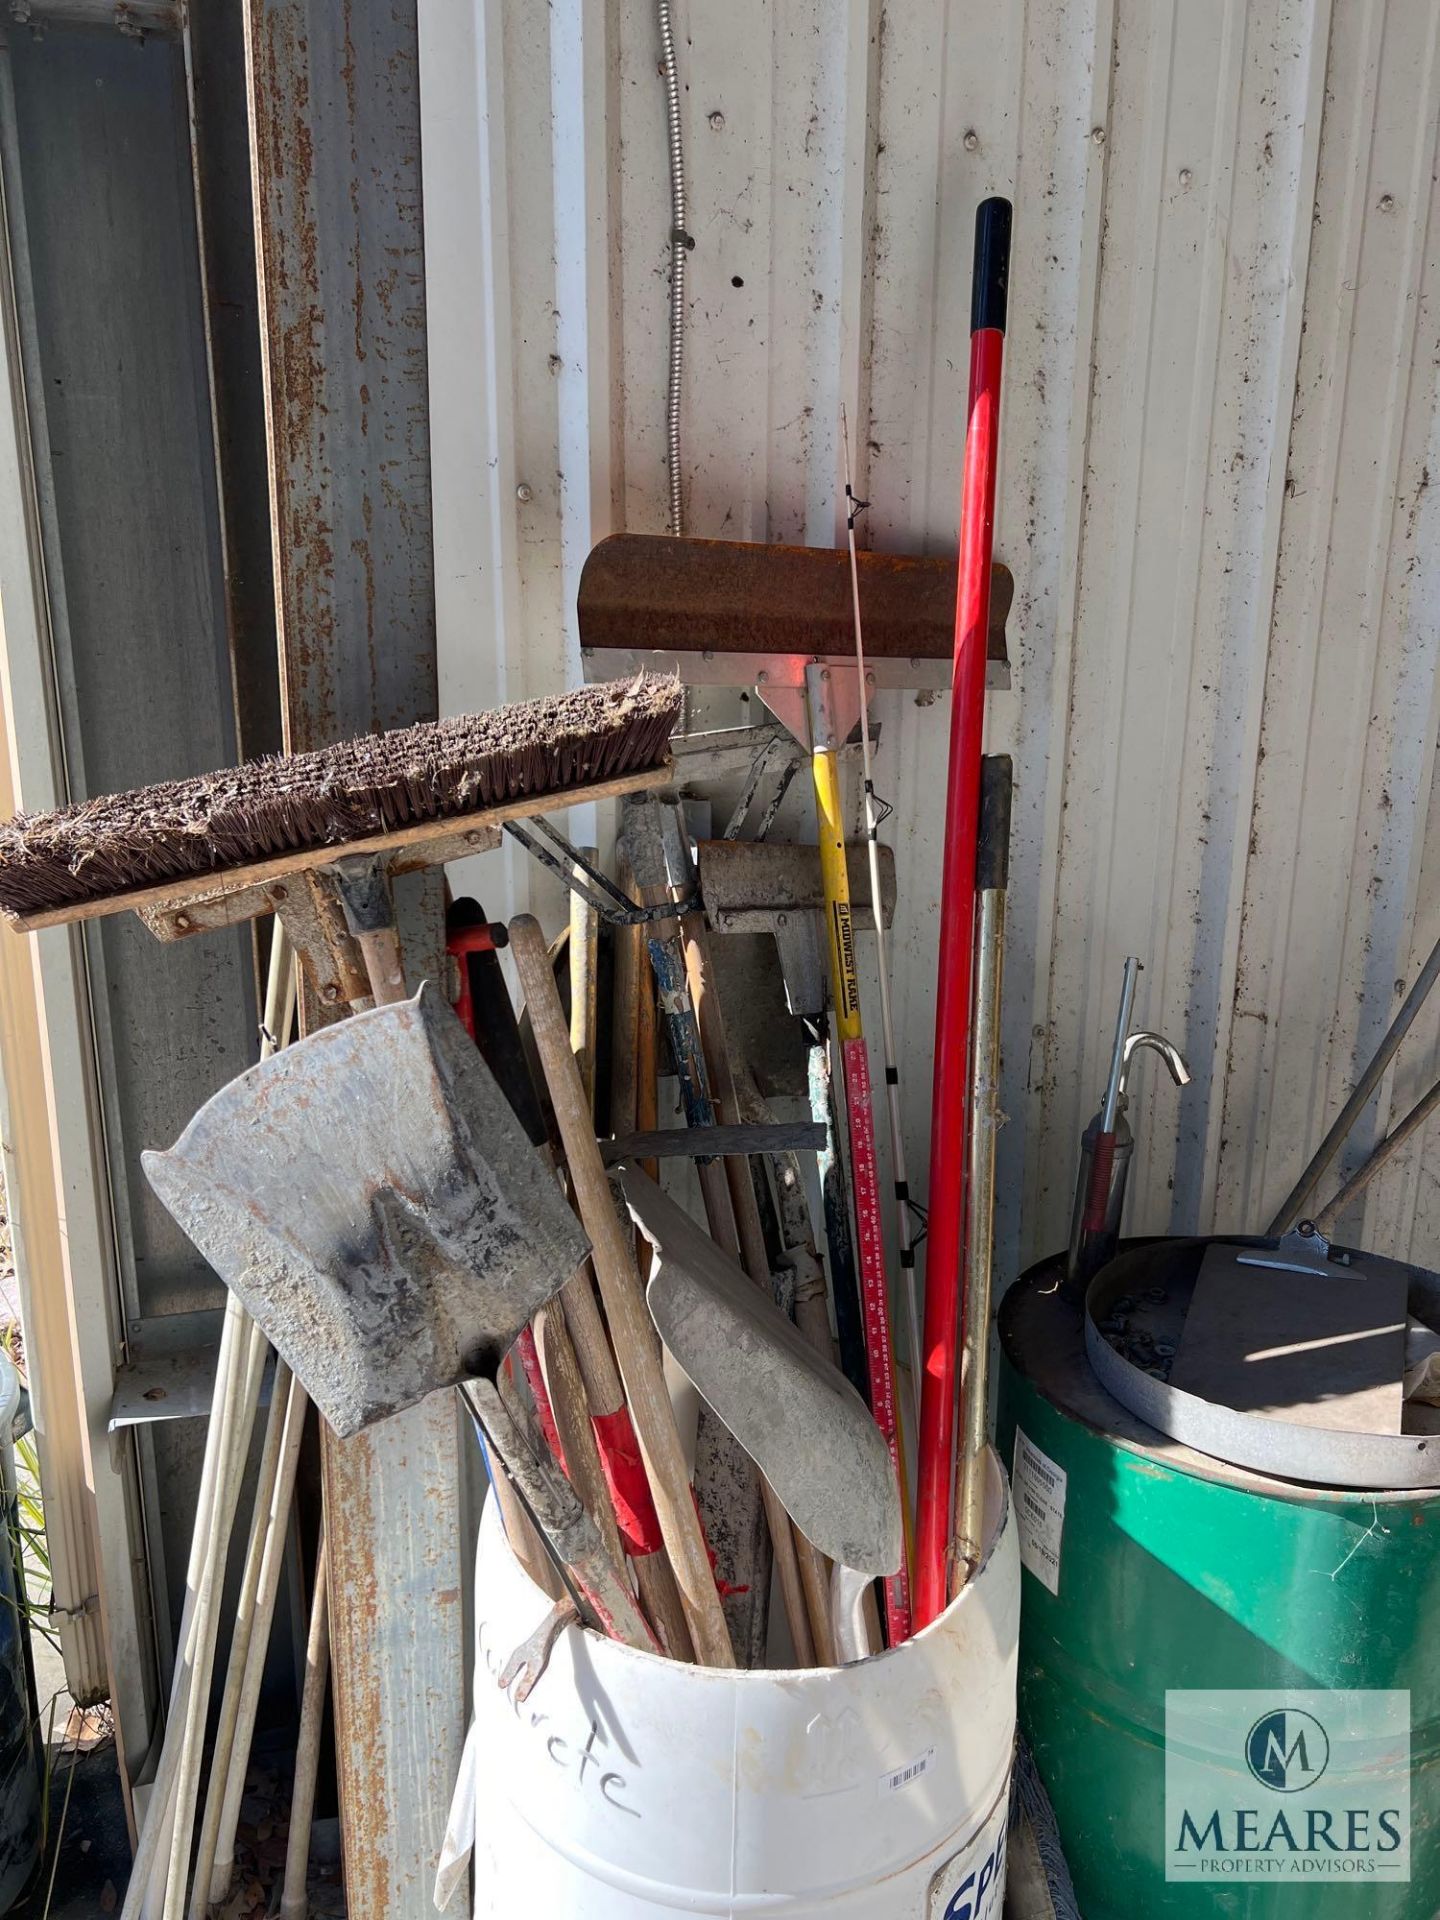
xmin=421 ymin=0 xmax=1440 ymax=1280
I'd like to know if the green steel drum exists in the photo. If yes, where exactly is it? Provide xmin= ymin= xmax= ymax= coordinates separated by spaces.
xmin=996 ymin=1245 xmax=1440 ymax=1918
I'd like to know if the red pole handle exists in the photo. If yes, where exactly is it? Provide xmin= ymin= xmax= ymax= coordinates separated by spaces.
xmin=1083 ymin=1132 xmax=1117 ymax=1234
xmin=915 ymin=197 xmax=1011 ymax=1629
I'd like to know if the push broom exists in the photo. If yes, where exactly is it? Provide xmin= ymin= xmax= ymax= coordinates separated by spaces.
xmin=915 ymin=197 xmax=1012 ymax=1628
xmin=0 ymin=674 xmax=708 ymax=1907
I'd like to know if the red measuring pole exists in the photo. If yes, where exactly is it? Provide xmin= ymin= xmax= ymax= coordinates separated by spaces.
xmin=915 ymin=198 xmax=1012 ymax=1628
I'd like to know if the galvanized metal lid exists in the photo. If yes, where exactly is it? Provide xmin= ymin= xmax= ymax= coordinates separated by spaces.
xmin=1084 ymin=1228 xmax=1440 ymax=1490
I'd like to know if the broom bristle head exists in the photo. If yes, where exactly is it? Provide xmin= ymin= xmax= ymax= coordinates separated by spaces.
xmin=0 ymin=674 xmax=682 ymax=920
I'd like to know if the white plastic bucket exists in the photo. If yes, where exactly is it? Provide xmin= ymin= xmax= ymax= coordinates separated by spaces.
xmin=440 ymin=1450 xmax=1019 ymax=1918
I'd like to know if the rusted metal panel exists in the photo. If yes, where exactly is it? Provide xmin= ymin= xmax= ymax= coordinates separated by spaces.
xmin=245 ymin=0 xmax=438 ymax=750
xmin=578 ymin=531 xmax=1011 ymax=672
xmin=244 ymin=0 xmax=464 ymax=1910
xmin=320 ymin=1400 xmax=465 ymax=1917
xmin=186 ymin=0 xmax=283 ymax=764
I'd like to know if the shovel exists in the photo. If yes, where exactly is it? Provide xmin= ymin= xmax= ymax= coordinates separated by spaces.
xmin=144 ymin=983 xmax=657 ymax=1652
xmin=619 ymin=1167 xmax=902 ymax=1581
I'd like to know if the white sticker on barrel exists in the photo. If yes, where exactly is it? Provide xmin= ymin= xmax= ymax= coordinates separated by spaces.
xmin=879 ymin=1746 xmax=935 ymax=1796
xmin=1012 ymin=1427 xmax=1066 ymax=1595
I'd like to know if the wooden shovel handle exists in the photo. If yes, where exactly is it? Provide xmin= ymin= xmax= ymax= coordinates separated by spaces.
xmin=511 ymin=914 xmax=736 ymax=1669
xmin=534 ymin=1305 xmax=628 ymax=1574
xmin=681 ymin=911 xmax=836 ymax=1667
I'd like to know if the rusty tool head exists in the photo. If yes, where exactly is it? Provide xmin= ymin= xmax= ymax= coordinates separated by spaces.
xmin=143 ymin=983 xmax=590 ymax=1436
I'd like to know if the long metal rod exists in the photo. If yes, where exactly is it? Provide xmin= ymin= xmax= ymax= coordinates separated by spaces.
xmin=502 ymin=820 xmax=688 ymax=924
xmin=1314 ymin=1072 xmax=1440 ymax=1234
xmin=1269 ymin=928 xmax=1440 ymax=1233
xmin=953 ymin=758 xmax=1011 ymax=1592
xmin=841 ymin=411 xmax=922 ymax=1424
xmin=1100 ymin=959 xmax=1141 ymax=1134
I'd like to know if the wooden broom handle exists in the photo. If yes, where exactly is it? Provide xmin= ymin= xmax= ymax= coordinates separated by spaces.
xmin=354 ymin=926 xmax=408 ymax=1006
xmin=511 ymin=914 xmax=735 ymax=1669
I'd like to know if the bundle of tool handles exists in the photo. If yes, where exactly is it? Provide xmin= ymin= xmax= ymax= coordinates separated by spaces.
xmin=0 ymin=194 xmax=1015 ymax=1911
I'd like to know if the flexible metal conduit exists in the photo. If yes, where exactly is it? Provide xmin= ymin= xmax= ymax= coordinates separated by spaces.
xmin=657 ymin=0 xmax=687 ymax=537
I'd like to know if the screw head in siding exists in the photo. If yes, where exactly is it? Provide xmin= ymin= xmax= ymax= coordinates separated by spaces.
xmin=1179 ymin=167 xmax=1193 ymax=187
xmin=515 ymin=483 xmax=534 ymax=504
xmin=1091 ymin=125 xmax=1106 ymax=145
xmin=708 ymin=110 xmax=725 ymax=131
xmin=1379 ymin=193 xmax=1396 ymax=213
xmin=963 ymin=129 xmax=979 ymax=152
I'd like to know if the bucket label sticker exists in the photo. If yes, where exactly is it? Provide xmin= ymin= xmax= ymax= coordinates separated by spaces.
xmin=1011 ymin=1427 xmax=1066 ymax=1595
xmin=879 ymin=1745 xmax=935 ymax=1796
xmin=1165 ymin=1689 xmax=1410 ymax=1883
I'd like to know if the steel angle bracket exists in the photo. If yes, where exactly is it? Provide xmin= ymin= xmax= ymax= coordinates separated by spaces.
xmin=742 ymin=656 xmax=867 ymax=757
xmin=1085 ymin=1238 xmax=1440 ymax=1490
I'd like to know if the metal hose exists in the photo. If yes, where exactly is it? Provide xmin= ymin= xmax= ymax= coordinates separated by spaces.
xmin=657 ymin=0 xmax=686 ymax=536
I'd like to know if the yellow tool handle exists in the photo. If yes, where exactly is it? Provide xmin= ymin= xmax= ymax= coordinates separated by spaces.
xmin=813 ymin=744 xmax=863 ymax=1046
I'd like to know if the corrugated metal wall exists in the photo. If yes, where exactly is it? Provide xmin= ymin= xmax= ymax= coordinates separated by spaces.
xmin=422 ymin=0 xmax=1440 ymax=1282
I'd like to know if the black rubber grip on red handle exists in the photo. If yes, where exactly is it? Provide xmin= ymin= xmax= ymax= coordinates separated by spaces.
xmin=976 ymin=755 xmax=1013 ymax=894
xmin=970 ymin=197 xmax=1012 ymax=335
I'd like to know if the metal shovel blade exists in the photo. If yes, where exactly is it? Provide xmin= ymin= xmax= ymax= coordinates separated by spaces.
xmin=143 ymin=982 xmax=590 ymax=1436
xmin=619 ymin=1167 xmax=901 ymax=1576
